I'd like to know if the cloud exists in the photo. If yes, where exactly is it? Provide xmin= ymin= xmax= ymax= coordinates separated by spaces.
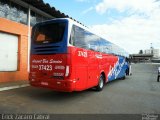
xmin=82 ymin=7 xmax=94 ymax=14
xmin=95 ymin=0 xmax=159 ymax=15
xmin=89 ymin=0 xmax=160 ymax=54
xmin=90 ymin=14 xmax=160 ymax=53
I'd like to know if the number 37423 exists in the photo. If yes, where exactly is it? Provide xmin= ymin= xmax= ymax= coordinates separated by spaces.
xmin=39 ymin=65 xmax=52 ymax=71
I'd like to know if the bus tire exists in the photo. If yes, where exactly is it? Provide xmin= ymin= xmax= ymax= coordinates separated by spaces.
xmin=122 ymin=71 xmax=126 ymax=80
xmin=122 ymin=76 xmax=126 ymax=80
xmin=126 ymin=68 xmax=129 ymax=76
xmin=95 ymin=74 xmax=104 ymax=91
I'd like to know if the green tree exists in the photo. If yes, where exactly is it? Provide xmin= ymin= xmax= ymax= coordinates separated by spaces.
xmin=139 ymin=50 xmax=143 ymax=54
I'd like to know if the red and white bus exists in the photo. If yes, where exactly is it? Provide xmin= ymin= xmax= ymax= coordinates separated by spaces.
xmin=29 ymin=18 xmax=130 ymax=92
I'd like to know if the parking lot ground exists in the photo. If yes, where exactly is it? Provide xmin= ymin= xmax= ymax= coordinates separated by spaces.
xmin=0 ymin=63 xmax=160 ymax=114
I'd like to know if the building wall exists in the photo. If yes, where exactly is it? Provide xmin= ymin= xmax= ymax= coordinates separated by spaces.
xmin=144 ymin=49 xmax=151 ymax=54
xmin=0 ymin=17 xmax=29 ymax=83
xmin=144 ymin=49 xmax=160 ymax=58
xmin=153 ymin=49 xmax=160 ymax=58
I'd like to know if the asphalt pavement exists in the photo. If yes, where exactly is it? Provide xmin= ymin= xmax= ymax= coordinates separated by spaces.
xmin=0 ymin=63 xmax=160 ymax=114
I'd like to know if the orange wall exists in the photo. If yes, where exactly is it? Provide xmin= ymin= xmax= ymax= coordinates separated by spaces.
xmin=0 ymin=18 xmax=29 ymax=83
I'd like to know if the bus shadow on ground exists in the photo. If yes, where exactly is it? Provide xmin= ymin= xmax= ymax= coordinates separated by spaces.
xmin=12 ymin=86 xmax=95 ymax=102
xmin=30 ymin=78 xmax=126 ymax=101
xmin=5 ymin=77 xmax=128 ymax=103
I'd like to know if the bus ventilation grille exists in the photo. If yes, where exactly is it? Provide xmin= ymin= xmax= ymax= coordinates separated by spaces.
xmin=34 ymin=46 xmax=60 ymax=54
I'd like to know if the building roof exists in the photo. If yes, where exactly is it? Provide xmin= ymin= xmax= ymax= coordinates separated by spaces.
xmin=130 ymin=54 xmax=153 ymax=57
xmin=21 ymin=0 xmax=68 ymax=18
xmin=21 ymin=0 xmax=79 ymax=21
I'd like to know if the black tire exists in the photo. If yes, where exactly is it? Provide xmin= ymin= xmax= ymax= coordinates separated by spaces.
xmin=122 ymin=72 xmax=126 ymax=80
xmin=122 ymin=76 xmax=126 ymax=80
xmin=157 ymin=76 xmax=160 ymax=82
xmin=126 ymin=68 xmax=129 ymax=76
xmin=95 ymin=74 xmax=104 ymax=91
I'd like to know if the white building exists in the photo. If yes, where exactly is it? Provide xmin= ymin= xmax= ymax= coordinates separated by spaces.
xmin=144 ymin=49 xmax=160 ymax=59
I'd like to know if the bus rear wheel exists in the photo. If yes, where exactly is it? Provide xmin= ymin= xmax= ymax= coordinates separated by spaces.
xmin=122 ymin=71 xmax=126 ymax=80
xmin=95 ymin=74 xmax=104 ymax=91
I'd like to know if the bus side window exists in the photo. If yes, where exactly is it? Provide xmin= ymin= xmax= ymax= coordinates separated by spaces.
xmin=69 ymin=26 xmax=75 ymax=46
xmin=85 ymin=32 xmax=100 ymax=52
xmin=71 ymin=25 xmax=87 ymax=49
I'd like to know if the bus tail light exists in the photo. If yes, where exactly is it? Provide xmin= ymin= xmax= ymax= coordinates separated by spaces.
xmin=65 ymin=66 xmax=69 ymax=77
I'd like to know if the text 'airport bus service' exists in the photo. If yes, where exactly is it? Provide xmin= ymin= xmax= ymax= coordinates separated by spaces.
xmin=29 ymin=18 xmax=131 ymax=92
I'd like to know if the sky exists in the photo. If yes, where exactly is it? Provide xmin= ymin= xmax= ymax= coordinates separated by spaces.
xmin=44 ymin=0 xmax=160 ymax=54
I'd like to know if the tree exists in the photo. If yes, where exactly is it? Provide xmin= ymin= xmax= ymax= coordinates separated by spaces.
xmin=139 ymin=50 xmax=143 ymax=54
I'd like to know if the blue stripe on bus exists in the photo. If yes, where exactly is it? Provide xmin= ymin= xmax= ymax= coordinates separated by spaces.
xmin=108 ymin=56 xmax=128 ymax=81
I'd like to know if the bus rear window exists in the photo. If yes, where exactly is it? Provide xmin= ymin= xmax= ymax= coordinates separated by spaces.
xmin=33 ymin=22 xmax=66 ymax=44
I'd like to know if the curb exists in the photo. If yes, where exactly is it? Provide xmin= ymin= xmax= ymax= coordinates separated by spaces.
xmin=0 ymin=84 xmax=30 ymax=92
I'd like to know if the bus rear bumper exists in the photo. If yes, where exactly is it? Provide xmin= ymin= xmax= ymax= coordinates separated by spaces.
xmin=29 ymin=79 xmax=76 ymax=92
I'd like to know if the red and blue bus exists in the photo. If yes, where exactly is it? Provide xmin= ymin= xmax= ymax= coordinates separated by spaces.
xmin=29 ymin=18 xmax=131 ymax=92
